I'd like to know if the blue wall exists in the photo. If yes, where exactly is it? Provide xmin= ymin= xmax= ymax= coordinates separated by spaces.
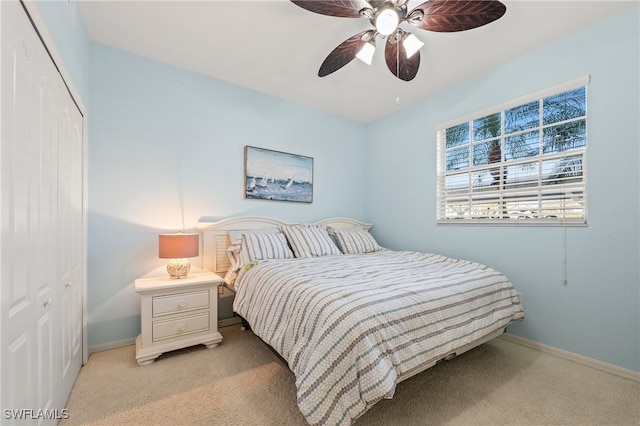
xmin=35 ymin=1 xmax=639 ymax=371
xmin=365 ymin=7 xmax=639 ymax=372
xmin=86 ymin=44 xmax=367 ymax=347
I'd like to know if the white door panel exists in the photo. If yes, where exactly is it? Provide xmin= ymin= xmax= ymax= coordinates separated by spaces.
xmin=1 ymin=1 xmax=84 ymax=422
xmin=32 ymin=23 xmax=60 ymax=421
xmin=36 ymin=311 xmax=54 ymax=413
xmin=2 ymin=1 xmax=37 ymax=415
xmin=7 ymin=332 xmax=31 ymax=412
xmin=58 ymin=90 xmax=83 ymax=404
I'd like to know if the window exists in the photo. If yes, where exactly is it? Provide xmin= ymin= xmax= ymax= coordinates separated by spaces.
xmin=436 ymin=76 xmax=588 ymax=225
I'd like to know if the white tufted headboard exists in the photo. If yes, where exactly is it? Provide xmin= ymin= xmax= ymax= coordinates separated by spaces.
xmin=198 ymin=216 xmax=372 ymax=276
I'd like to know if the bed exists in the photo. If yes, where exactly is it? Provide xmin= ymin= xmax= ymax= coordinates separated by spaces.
xmin=200 ymin=216 xmax=524 ymax=425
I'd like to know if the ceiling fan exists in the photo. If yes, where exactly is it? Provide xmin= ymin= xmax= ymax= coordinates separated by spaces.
xmin=290 ymin=0 xmax=507 ymax=81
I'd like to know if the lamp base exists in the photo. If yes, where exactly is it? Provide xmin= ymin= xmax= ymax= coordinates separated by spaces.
xmin=166 ymin=258 xmax=191 ymax=279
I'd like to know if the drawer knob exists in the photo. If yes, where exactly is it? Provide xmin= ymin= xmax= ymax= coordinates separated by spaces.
xmin=178 ymin=324 xmax=187 ymax=333
xmin=178 ymin=301 xmax=187 ymax=308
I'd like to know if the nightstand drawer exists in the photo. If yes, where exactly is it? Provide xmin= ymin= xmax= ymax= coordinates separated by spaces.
xmin=152 ymin=312 xmax=209 ymax=341
xmin=152 ymin=290 xmax=209 ymax=317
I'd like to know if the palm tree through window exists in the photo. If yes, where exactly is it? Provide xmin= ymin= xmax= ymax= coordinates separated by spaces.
xmin=437 ymin=81 xmax=587 ymax=225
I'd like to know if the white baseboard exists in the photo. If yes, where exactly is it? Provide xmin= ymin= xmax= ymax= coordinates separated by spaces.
xmin=89 ymin=337 xmax=136 ymax=354
xmin=500 ymin=333 xmax=640 ymax=382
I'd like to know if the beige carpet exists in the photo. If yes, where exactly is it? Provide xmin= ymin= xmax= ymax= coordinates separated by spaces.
xmin=62 ymin=325 xmax=639 ymax=426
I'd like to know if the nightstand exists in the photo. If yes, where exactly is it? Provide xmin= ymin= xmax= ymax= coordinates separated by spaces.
xmin=134 ymin=272 xmax=223 ymax=366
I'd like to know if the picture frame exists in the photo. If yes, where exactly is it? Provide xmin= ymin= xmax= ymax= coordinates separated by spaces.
xmin=244 ymin=146 xmax=313 ymax=203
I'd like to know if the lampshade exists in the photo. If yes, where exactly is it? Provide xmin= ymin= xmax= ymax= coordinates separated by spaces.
xmin=159 ymin=233 xmax=199 ymax=279
xmin=158 ymin=233 xmax=199 ymax=259
xmin=356 ymin=42 xmax=375 ymax=65
xmin=403 ymin=33 xmax=424 ymax=59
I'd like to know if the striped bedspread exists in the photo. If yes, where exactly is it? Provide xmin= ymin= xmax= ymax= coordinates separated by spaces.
xmin=233 ymin=250 xmax=524 ymax=425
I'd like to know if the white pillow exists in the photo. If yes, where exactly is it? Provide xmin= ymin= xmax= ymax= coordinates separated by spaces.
xmin=239 ymin=232 xmax=294 ymax=266
xmin=223 ymin=243 xmax=243 ymax=285
xmin=223 ymin=264 xmax=238 ymax=286
xmin=328 ymin=227 xmax=383 ymax=254
xmin=281 ymin=224 xmax=341 ymax=258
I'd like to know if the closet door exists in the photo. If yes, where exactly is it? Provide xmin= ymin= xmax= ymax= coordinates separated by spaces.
xmin=32 ymin=13 xmax=61 ymax=416
xmin=1 ymin=0 xmax=49 ymax=415
xmin=57 ymin=87 xmax=83 ymax=405
xmin=1 ymin=1 xmax=83 ymax=421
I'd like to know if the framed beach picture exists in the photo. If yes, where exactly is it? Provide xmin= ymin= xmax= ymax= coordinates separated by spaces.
xmin=244 ymin=146 xmax=313 ymax=203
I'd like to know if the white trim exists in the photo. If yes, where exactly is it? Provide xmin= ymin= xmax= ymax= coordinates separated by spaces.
xmin=20 ymin=0 xmax=90 ymax=365
xmin=435 ymin=75 xmax=590 ymax=131
xmin=21 ymin=0 xmax=87 ymax=114
xmin=89 ymin=337 xmax=136 ymax=354
xmin=500 ymin=333 xmax=640 ymax=382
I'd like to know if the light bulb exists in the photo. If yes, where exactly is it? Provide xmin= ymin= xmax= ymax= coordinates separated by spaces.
xmin=375 ymin=8 xmax=399 ymax=36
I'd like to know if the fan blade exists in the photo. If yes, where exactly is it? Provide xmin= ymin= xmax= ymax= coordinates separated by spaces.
xmin=290 ymin=0 xmax=373 ymax=18
xmin=319 ymin=30 xmax=374 ymax=77
xmin=407 ymin=0 xmax=506 ymax=32
xmin=385 ymin=33 xmax=420 ymax=81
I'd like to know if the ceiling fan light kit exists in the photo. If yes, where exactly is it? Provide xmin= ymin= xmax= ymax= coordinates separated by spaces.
xmin=356 ymin=41 xmax=376 ymax=65
xmin=374 ymin=6 xmax=400 ymax=35
xmin=290 ymin=0 xmax=507 ymax=81
xmin=402 ymin=33 xmax=424 ymax=58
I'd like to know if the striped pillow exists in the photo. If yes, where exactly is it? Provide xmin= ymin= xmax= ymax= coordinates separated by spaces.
xmin=329 ymin=228 xmax=382 ymax=254
xmin=240 ymin=232 xmax=294 ymax=266
xmin=281 ymin=225 xmax=341 ymax=258
xmin=228 ymin=228 xmax=280 ymax=245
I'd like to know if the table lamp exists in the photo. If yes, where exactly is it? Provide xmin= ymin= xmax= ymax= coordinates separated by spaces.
xmin=158 ymin=233 xmax=199 ymax=279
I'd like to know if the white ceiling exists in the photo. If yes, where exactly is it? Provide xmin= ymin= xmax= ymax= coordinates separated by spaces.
xmin=78 ymin=0 xmax=637 ymax=123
